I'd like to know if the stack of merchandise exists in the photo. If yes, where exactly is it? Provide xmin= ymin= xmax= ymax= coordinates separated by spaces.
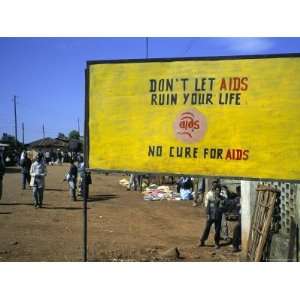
xmin=143 ymin=184 xmax=181 ymax=201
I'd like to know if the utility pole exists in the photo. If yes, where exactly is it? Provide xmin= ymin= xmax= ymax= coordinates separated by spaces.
xmin=22 ymin=122 xmax=24 ymax=146
xmin=42 ymin=124 xmax=45 ymax=139
xmin=13 ymin=95 xmax=18 ymax=146
xmin=77 ymin=118 xmax=80 ymax=136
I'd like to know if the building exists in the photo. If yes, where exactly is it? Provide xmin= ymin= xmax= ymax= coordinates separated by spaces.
xmin=26 ymin=137 xmax=69 ymax=153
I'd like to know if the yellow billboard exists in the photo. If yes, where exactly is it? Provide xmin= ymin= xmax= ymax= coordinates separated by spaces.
xmin=87 ymin=55 xmax=300 ymax=181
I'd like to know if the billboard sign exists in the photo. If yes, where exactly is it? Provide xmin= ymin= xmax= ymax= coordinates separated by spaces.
xmin=86 ymin=54 xmax=300 ymax=181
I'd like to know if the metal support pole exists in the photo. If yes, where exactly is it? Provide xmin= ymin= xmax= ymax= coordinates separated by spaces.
xmin=83 ymin=67 xmax=90 ymax=262
xmin=296 ymin=224 xmax=299 ymax=262
xmin=83 ymin=170 xmax=88 ymax=261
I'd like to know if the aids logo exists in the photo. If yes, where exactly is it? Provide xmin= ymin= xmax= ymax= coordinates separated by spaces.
xmin=173 ymin=108 xmax=207 ymax=143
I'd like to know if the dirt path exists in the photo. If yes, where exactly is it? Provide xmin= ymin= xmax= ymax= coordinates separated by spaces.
xmin=0 ymin=165 xmax=241 ymax=261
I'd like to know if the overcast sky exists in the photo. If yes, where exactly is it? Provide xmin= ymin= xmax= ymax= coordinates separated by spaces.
xmin=1 ymin=37 xmax=300 ymax=143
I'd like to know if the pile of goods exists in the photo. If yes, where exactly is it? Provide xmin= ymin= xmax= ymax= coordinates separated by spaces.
xmin=142 ymin=184 xmax=181 ymax=201
xmin=119 ymin=178 xmax=182 ymax=201
xmin=119 ymin=178 xmax=129 ymax=189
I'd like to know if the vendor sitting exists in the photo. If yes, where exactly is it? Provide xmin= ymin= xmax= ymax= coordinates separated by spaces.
xmin=177 ymin=176 xmax=194 ymax=200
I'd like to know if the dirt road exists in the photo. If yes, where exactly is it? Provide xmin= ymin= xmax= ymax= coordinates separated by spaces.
xmin=0 ymin=165 xmax=241 ymax=261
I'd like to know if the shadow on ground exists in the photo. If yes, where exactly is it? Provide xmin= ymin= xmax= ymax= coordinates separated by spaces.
xmin=45 ymin=188 xmax=68 ymax=192
xmin=42 ymin=206 xmax=86 ymax=210
xmin=220 ymin=240 xmax=233 ymax=247
xmin=84 ymin=194 xmax=118 ymax=202
xmin=0 ymin=203 xmax=32 ymax=206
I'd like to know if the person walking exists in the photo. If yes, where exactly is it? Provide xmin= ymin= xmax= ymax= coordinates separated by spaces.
xmin=127 ymin=174 xmax=139 ymax=191
xmin=232 ymin=218 xmax=241 ymax=252
xmin=49 ymin=150 xmax=55 ymax=166
xmin=77 ymin=157 xmax=84 ymax=196
xmin=20 ymin=151 xmax=32 ymax=190
xmin=61 ymin=151 xmax=65 ymax=164
xmin=0 ymin=148 xmax=5 ymax=200
xmin=45 ymin=151 xmax=50 ymax=165
xmin=20 ymin=150 xmax=26 ymax=161
xmin=57 ymin=150 xmax=62 ymax=165
xmin=199 ymin=184 xmax=226 ymax=249
xmin=231 ymin=186 xmax=241 ymax=252
xmin=77 ymin=157 xmax=92 ymax=198
xmin=67 ymin=159 xmax=78 ymax=201
xmin=30 ymin=152 xmax=47 ymax=208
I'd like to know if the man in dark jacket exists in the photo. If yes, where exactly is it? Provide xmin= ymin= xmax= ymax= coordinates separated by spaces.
xmin=231 ymin=186 xmax=241 ymax=252
xmin=20 ymin=152 xmax=32 ymax=189
xmin=0 ymin=149 xmax=5 ymax=200
xmin=67 ymin=159 xmax=78 ymax=201
xmin=199 ymin=184 xmax=226 ymax=249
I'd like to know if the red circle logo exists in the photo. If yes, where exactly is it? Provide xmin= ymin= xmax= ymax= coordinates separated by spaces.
xmin=173 ymin=109 xmax=207 ymax=143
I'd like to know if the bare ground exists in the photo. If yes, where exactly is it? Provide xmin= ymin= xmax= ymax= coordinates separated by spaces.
xmin=0 ymin=165 xmax=241 ymax=262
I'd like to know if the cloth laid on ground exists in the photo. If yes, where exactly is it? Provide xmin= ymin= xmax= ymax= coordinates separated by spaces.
xmin=142 ymin=185 xmax=181 ymax=201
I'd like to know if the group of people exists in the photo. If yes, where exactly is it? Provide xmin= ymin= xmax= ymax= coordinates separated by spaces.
xmin=199 ymin=181 xmax=241 ymax=252
xmin=44 ymin=150 xmax=80 ymax=166
xmin=127 ymin=174 xmax=176 ymax=192
xmin=63 ymin=157 xmax=92 ymax=201
xmin=126 ymin=173 xmax=242 ymax=252
xmin=45 ymin=150 xmax=64 ymax=165
xmin=176 ymin=176 xmax=241 ymax=251
xmin=2 ymin=148 xmax=242 ymax=252
xmin=17 ymin=150 xmax=91 ymax=207
xmin=0 ymin=146 xmax=91 ymax=207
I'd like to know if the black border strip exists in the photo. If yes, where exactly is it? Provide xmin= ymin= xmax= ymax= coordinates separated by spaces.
xmin=86 ymin=168 xmax=300 ymax=183
xmin=87 ymin=53 xmax=300 ymax=66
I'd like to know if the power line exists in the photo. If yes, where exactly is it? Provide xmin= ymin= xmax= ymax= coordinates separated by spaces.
xmin=22 ymin=122 xmax=24 ymax=145
xmin=77 ymin=118 xmax=80 ymax=135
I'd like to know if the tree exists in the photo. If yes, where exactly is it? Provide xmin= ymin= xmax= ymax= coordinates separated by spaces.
xmin=57 ymin=132 xmax=67 ymax=140
xmin=0 ymin=133 xmax=22 ymax=164
xmin=68 ymin=130 xmax=80 ymax=140
xmin=1 ymin=133 xmax=21 ymax=147
xmin=1 ymin=133 xmax=17 ymax=143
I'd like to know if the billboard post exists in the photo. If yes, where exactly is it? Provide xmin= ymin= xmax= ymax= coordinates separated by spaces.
xmin=83 ymin=68 xmax=89 ymax=262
